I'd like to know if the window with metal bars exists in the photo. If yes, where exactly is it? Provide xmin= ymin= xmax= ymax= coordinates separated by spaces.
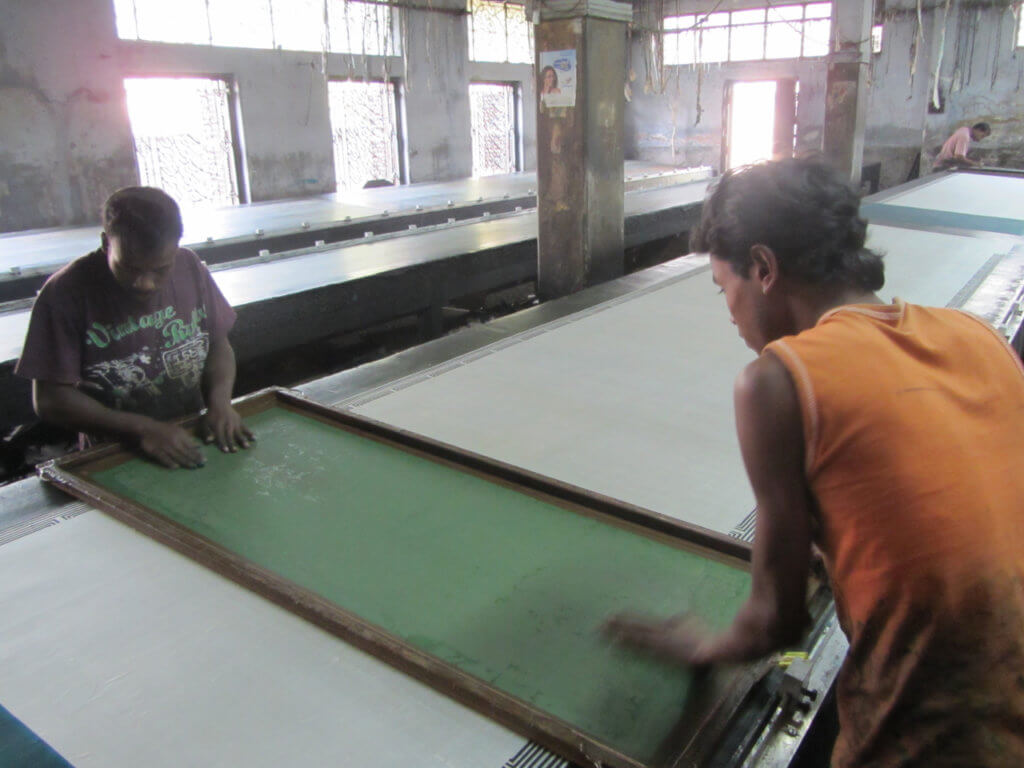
xmin=124 ymin=77 xmax=242 ymax=210
xmin=467 ymin=0 xmax=533 ymax=64
xmin=469 ymin=82 xmax=519 ymax=177
xmin=328 ymin=80 xmax=403 ymax=191
xmin=112 ymin=0 xmax=398 ymax=56
xmin=663 ymin=3 xmax=832 ymax=66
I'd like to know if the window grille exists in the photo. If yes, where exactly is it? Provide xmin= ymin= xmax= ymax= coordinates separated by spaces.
xmin=468 ymin=0 xmax=533 ymax=64
xmin=113 ymin=0 xmax=398 ymax=56
xmin=328 ymin=80 xmax=402 ymax=191
xmin=124 ymin=77 xmax=241 ymax=209
xmin=469 ymin=83 xmax=518 ymax=177
xmin=663 ymin=3 xmax=832 ymax=66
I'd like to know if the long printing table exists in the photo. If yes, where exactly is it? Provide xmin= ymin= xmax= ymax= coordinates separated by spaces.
xmin=0 ymin=163 xmax=711 ymax=302
xmin=860 ymin=167 xmax=1024 ymax=237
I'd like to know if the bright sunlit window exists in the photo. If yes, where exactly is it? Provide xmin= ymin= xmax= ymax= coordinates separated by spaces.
xmin=1018 ymin=6 xmax=1024 ymax=47
xmin=469 ymin=83 xmax=518 ymax=177
xmin=468 ymin=0 xmax=533 ymax=63
xmin=124 ymin=77 xmax=241 ymax=209
xmin=328 ymin=1 xmax=397 ymax=56
xmin=328 ymin=80 xmax=402 ymax=191
xmin=113 ymin=0 xmax=398 ymax=55
xmin=664 ymin=3 xmax=831 ymax=66
xmin=871 ymin=24 xmax=883 ymax=54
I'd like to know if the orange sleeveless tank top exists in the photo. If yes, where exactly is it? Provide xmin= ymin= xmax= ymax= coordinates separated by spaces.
xmin=765 ymin=300 xmax=1024 ymax=768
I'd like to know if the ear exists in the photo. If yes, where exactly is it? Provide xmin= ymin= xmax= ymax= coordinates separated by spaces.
xmin=749 ymin=244 xmax=781 ymax=295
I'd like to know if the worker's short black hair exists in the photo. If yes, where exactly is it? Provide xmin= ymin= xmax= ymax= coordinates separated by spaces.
xmin=102 ymin=186 xmax=183 ymax=252
xmin=690 ymin=159 xmax=884 ymax=292
xmin=972 ymin=122 xmax=991 ymax=134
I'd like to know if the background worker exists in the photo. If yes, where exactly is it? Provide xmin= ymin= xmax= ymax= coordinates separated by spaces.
xmin=934 ymin=121 xmax=991 ymax=169
xmin=606 ymin=159 xmax=1024 ymax=767
xmin=15 ymin=186 xmax=252 ymax=469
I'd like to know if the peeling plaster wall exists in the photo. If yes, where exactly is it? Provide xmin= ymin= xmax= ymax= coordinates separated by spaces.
xmin=625 ymin=0 xmax=831 ymax=172
xmin=626 ymin=0 xmax=1024 ymax=190
xmin=625 ymin=54 xmax=828 ymax=171
xmin=924 ymin=2 xmax=1024 ymax=170
xmin=0 ymin=0 xmax=539 ymax=233
xmin=864 ymin=1 xmax=1024 ymax=188
xmin=0 ymin=0 xmax=137 ymax=232
xmin=404 ymin=0 xmax=474 ymax=181
xmin=863 ymin=5 xmax=942 ymax=189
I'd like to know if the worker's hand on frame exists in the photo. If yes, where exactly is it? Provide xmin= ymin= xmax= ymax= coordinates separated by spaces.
xmin=602 ymin=612 xmax=714 ymax=666
xmin=201 ymin=403 xmax=254 ymax=454
xmin=137 ymin=419 xmax=206 ymax=469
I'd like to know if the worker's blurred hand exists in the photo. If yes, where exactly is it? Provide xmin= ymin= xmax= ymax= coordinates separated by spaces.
xmin=137 ymin=419 xmax=206 ymax=469
xmin=201 ymin=403 xmax=254 ymax=454
xmin=602 ymin=612 xmax=715 ymax=666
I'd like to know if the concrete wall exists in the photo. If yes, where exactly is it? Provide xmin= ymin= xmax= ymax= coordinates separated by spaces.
xmin=865 ymin=1 xmax=1024 ymax=188
xmin=0 ymin=0 xmax=538 ymax=233
xmin=922 ymin=2 xmax=1024 ymax=171
xmin=625 ymin=0 xmax=830 ymax=171
xmin=626 ymin=0 xmax=1024 ymax=189
xmin=625 ymin=56 xmax=828 ymax=171
xmin=0 ymin=0 xmax=138 ymax=233
xmin=862 ymin=4 xmax=940 ymax=189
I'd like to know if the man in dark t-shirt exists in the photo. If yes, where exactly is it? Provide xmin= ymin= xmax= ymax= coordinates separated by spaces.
xmin=16 ymin=186 xmax=252 ymax=469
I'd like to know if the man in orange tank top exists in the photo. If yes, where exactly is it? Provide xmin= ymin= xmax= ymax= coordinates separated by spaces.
xmin=606 ymin=159 xmax=1024 ymax=767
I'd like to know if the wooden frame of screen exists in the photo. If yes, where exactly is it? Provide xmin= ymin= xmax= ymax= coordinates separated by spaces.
xmin=39 ymin=386 xmax=767 ymax=768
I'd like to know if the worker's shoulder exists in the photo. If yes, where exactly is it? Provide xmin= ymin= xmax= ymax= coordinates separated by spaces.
xmin=36 ymin=248 xmax=107 ymax=301
xmin=735 ymin=352 xmax=797 ymax=409
xmin=172 ymin=246 xmax=213 ymax=280
xmin=904 ymin=302 xmax=1002 ymax=337
xmin=175 ymin=246 xmax=203 ymax=265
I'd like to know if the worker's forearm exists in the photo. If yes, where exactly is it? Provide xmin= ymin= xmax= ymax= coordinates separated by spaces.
xmin=34 ymin=383 xmax=154 ymax=440
xmin=202 ymin=338 xmax=237 ymax=409
xmin=692 ymin=597 xmax=803 ymax=665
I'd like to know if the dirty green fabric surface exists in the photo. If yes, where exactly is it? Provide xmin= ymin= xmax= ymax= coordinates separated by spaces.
xmin=91 ymin=407 xmax=750 ymax=764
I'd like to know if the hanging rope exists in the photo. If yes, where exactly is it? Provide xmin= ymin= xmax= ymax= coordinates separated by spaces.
xmin=909 ymin=0 xmax=924 ymax=90
xmin=930 ymin=0 xmax=953 ymax=109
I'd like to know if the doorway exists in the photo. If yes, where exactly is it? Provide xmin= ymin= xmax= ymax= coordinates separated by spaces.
xmin=723 ymin=79 xmax=797 ymax=171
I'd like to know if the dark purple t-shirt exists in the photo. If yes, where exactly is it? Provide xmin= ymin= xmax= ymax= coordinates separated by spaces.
xmin=16 ymin=247 xmax=236 ymax=422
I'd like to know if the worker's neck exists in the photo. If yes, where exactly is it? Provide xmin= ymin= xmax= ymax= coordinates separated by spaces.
xmin=786 ymin=284 xmax=885 ymax=332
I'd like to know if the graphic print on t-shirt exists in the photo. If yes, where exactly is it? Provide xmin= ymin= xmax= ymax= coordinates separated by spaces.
xmin=84 ymin=350 xmax=162 ymax=402
xmin=81 ymin=304 xmax=211 ymax=418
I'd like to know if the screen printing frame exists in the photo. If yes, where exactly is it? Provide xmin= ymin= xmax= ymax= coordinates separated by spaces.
xmin=39 ymin=386 xmax=772 ymax=768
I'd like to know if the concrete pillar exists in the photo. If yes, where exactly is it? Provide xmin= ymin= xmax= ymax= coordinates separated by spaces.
xmin=822 ymin=0 xmax=873 ymax=184
xmin=535 ymin=0 xmax=630 ymax=301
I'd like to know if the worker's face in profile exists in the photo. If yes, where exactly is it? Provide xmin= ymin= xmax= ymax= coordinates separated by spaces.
xmin=711 ymin=255 xmax=769 ymax=352
xmin=104 ymin=233 xmax=179 ymax=300
xmin=971 ymin=128 xmax=990 ymax=142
